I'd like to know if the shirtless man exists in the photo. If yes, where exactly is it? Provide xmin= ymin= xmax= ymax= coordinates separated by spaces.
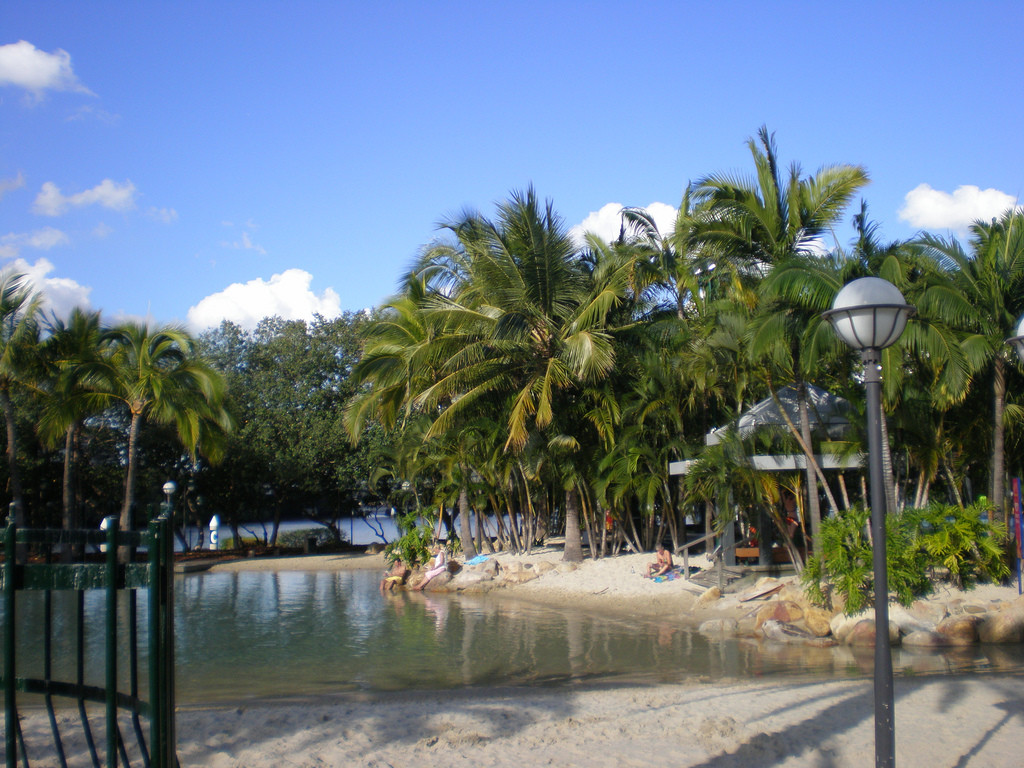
xmin=646 ymin=542 xmax=673 ymax=578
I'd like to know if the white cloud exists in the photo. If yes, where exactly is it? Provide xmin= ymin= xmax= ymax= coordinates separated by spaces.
xmin=0 ymin=172 xmax=26 ymax=200
xmin=147 ymin=206 xmax=178 ymax=224
xmin=6 ymin=258 xmax=92 ymax=317
xmin=899 ymin=184 xmax=1020 ymax=233
xmin=221 ymin=231 xmax=266 ymax=255
xmin=0 ymin=40 xmax=93 ymax=99
xmin=1 ymin=226 xmax=70 ymax=256
xmin=570 ymin=202 xmax=678 ymax=247
xmin=33 ymin=179 xmax=137 ymax=216
xmin=186 ymin=268 xmax=342 ymax=330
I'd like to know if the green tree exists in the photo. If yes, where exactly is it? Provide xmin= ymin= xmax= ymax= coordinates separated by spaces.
xmin=914 ymin=210 xmax=1024 ymax=516
xmin=0 ymin=270 xmax=42 ymax=529
xmin=693 ymin=126 xmax=869 ymax=558
xmin=100 ymin=321 xmax=233 ymax=535
xmin=38 ymin=308 xmax=110 ymax=536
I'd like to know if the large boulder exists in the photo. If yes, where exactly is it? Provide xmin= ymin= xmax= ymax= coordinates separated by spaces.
xmin=696 ymin=586 xmax=722 ymax=608
xmin=935 ymin=615 xmax=981 ymax=645
xmin=417 ymin=571 xmax=453 ymax=592
xmin=755 ymin=600 xmax=804 ymax=629
xmin=699 ymin=618 xmax=738 ymax=635
xmin=449 ymin=570 xmax=495 ymax=592
xmin=978 ymin=610 xmax=1024 ymax=644
xmin=902 ymin=630 xmax=950 ymax=648
xmin=803 ymin=607 xmax=835 ymax=638
xmin=907 ymin=599 xmax=947 ymax=627
xmin=762 ymin=620 xmax=837 ymax=647
xmin=845 ymin=618 xmax=900 ymax=647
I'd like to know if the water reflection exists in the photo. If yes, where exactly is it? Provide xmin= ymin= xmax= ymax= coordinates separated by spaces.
xmin=6 ymin=569 xmax=1024 ymax=705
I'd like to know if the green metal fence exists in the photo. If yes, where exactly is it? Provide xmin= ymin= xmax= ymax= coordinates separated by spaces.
xmin=1 ymin=512 xmax=177 ymax=768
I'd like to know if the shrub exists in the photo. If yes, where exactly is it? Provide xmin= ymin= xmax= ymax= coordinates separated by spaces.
xmin=383 ymin=511 xmax=434 ymax=567
xmin=803 ymin=505 xmax=930 ymax=613
xmin=904 ymin=502 xmax=1009 ymax=588
xmin=804 ymin=501 xmax=1009 ymax=614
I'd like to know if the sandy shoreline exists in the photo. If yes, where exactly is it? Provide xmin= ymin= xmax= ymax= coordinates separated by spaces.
xmin=16 ymin=550 xmax=1022 ymax=766
xmin=19 ymin=674 xmax=1023 ymax=766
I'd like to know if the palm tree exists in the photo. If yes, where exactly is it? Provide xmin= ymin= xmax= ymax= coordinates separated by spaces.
xmin=408 ymin=188 xmax=630 ymax=562
xmin=692 ymin=127 xmax=869 ymax=558
xmin=0 ymin=270 xmax=42 ymax=528
xmin=913 ymin=209 xmax=1024 ymax=517
xmin=99 ymin=321 xmax=233 ymax=534
xmin=38 ymin=308 xmax=110 ymax=537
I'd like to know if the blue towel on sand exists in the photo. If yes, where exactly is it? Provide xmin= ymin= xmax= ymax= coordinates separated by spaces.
xmin=465 ymin=555 xmax=490 ymax=566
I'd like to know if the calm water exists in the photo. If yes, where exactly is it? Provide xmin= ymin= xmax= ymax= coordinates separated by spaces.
xmin=7 ymin=569 xmax=1024 ymax=705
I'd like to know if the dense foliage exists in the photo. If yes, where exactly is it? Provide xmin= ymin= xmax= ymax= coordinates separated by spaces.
xmin=4 ymin=126 xmax=1024 ymax=575
xmin=803 ymin=502 xmax=1009 ymax=613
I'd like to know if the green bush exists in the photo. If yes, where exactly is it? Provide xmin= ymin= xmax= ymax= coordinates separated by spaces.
xmin=804 ymin=501 xmax=1009 ymax=614
xmin=383 ymin=511 xmax=434 ymax=567
xmin=904 ymin=502 xmax=1009 ymax=588
xmin=803 ymin=505 xmax=930 ymax=613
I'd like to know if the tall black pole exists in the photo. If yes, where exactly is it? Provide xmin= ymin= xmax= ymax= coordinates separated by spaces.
xmin=864 ymin=348 xmax=895 ymax=767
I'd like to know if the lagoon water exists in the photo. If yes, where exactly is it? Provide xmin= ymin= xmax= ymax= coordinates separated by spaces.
xmin=9 ymin=568 xmax=1024 ymax=705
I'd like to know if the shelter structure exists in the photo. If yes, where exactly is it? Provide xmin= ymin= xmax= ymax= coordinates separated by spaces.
xmin=670 ymin=385 xmax=862 ymax=568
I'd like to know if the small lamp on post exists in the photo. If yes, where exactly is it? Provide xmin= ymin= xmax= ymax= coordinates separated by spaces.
xmin=823 ymin=277 xmax=915 ymax=768
xmin=161 ymin=481 xmax=177 ymax=518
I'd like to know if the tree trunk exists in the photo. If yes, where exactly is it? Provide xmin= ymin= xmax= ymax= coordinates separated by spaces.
xmin=1 ymin=386 xmax=24 ymax=529
xmin=458 ymin=487 xmax=477 ymax=560
xmin=992 ymin=356 xmax=1008 ymax=526
xmin=120 ymin=411 xmax=144 ymax=531
xmin=562 ymin=488 xmax=584 ymax=562
xmin=62 ymin=422 xmax=82 ymax=562
xmin=879 ymin=407 xmax=899 ymax=515
xmin=797 ymin=384 xmax=823 ymax=560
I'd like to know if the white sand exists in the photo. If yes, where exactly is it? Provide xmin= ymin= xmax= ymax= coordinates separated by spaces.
xmin=15 ymin=550 xmax=1024 ymax=766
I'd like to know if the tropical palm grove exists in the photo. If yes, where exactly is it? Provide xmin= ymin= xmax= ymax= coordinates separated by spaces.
xmin=2 ymin=128 xmax=1022 ymax=589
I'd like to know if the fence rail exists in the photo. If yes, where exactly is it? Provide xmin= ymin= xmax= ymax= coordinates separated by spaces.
xmin=1 ymin=512 xmax=177 ymax=768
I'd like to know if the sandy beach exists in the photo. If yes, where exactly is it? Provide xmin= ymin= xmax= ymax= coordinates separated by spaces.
xmin=14 ymin=550 xmax=1024 ymax=766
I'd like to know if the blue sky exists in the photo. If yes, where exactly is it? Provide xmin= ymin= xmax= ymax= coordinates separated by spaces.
xmin=2 ymin=1 xmax=1022 ymax=331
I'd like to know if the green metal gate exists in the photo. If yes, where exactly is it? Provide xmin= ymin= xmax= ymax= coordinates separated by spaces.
xmin=2 ymin=512 xmax=177 ymax=768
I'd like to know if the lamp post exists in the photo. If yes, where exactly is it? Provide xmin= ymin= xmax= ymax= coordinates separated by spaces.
xmin=162 ymin=481 xmax=177 ymax=519
xmin=823 ymin=277 xmax=915 ymax=768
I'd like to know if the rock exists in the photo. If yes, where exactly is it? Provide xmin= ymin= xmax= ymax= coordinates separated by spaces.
xmin=978 ymin=611 xmax=1024 ymax=644
xmin=755 ymin=600 xmax=804 ymax=629
xmin=830 ymin=612 xmax=869 ymax=644
xmin=847 ymin=619 xmax=879 ymax=647
xmin=736 ymin=615 xmax=761 ymax=636
xmin=699 ymin=618 xmax=738 ymax=635
xmin=450 ymin=570 xmax=493 ymax=591
xmin=476 ymin=559 xmax=500 ymax=577
xmin=803 ymin=607 xmax=834 ymax=638
xmin=696 ymin=586 xmax=721 ymax=608
xmin=503 ymin=568 xmax=539 ymax=585
xmin=936 ymin=615 xmax=981 ymax=645
xmin=534 ymin=560 xmax=556 ymax=574
xmin=902 ymin=630 xmax=950 ymax=648
xmin=419 ymin=571 xmax=452 ymax=592
xmin=555 ymin=562 xmax=578 ymax=574
xmin=889 ymin=604 xmax=935 ymax=635
xmin=762 ymin=620 xmax=837 ymax=647
xmin=845 ymin=618 xmax=900 ymax=647
xmin=908 ymin=599 xmax=947 ymax=626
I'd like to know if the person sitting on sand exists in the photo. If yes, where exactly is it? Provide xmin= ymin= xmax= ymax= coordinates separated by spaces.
xmin=415 ymin=545 xmax=447 ymax=591
xmin=645 ymin=542 xmax=673 ymax=578
xmin=380 ymin=558 xmax=409 ymax=592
